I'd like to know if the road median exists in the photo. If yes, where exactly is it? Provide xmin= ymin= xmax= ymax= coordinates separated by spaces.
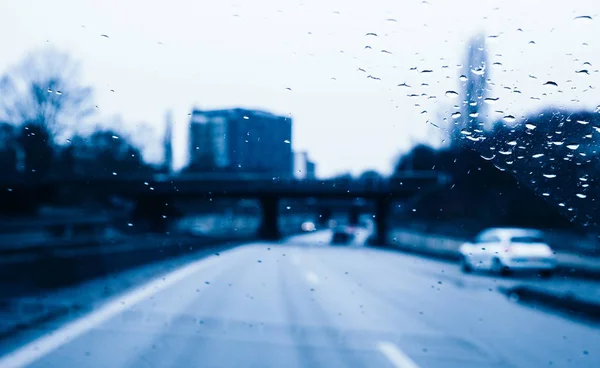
xmin=386 ymin=227 xmax=600 ymax=321
xmin=387 ymin=228 xmax=600 ymax=278
xmin=499 ymin=285 xmax=600 ymax=322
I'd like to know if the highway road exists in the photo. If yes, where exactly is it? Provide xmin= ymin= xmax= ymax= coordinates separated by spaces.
xmin=1 ymin=231 xmax=598 ymax=368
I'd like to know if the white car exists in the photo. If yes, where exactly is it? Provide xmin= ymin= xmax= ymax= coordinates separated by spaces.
xmin=459 ymin=228 xmax=557 ymax=276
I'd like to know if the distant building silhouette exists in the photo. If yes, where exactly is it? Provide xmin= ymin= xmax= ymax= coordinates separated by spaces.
xmin=294 ymin=151 xmax=317 ymax=179
xmin=188 ymin=108 xmax=293 ymax=177
xmin=163 ymin=110 xmax=173 ymax=174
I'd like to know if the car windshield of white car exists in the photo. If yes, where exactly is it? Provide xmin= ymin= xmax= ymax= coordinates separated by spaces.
xmin=511 ymin=236 xmax=544 ymax=244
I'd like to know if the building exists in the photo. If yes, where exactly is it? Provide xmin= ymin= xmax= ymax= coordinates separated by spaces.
xmin=188 ymin=108 xmax=293 ymax=177
xmin=162 ymin=110 xmax=173 ymax=173
xmin=294 ymin=151 xmax=317 ymax=179
xmin=305 ymin=159 xmax=316 ymax=179
xmin=188 ymin=110 xmax=229 ymax=171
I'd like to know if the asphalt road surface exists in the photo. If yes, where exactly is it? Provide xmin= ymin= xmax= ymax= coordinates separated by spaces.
xmin=1 ymin=231 xmax=598 ymax=368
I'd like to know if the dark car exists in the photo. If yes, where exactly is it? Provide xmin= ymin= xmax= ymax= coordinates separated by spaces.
xmin=331 ymin=225 xmax=355 ymax=244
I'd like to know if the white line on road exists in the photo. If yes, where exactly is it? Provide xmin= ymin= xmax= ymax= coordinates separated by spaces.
xmin=305 ymin=271 xmax=320 ymax=285
xmin=0 ymin=255 xmax=224 ymax=368
xmin=376 ymin=341 xmax=420 ymax=368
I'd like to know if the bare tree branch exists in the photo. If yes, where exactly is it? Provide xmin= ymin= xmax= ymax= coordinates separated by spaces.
xmin=0 ymin=48 xmax=94 ymax=135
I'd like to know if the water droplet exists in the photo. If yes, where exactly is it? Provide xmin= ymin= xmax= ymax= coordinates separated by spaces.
xmin=365 ymin=32 xmax=378 ymax=37
xmin=112 ymin=172 xmax=117 ymax=176
xmin=112 ymin=135 xmax=119 ymax=139
xmin=503 ymin=115 xmax=516 ymax=123
xmin=285 ymin=87 xmax=292 ymax=91
xmin=525 ymin=123 xmax=537 ymax=130
xmin=471 ymin=67 xmax=485 ymax=76
xmin=532 ymin=153 xmax=544 ymax=158
xmin=577 ymin=120 xmax=589 ymax=125
xmin=484 ymin=97 xmax=499 ymax=104
xmin=451 ymin=112 xmax=462 ymax=119
xmin=128 ymin=223 xmax=133 ymax=227
xmin=499 ymin=150 xmax=512 ymax=155
xmin=469 ymin=112 xmax=479 ymax=118
xmin=243 ymin=116 xmax=249 ymax=120
xmin=421 ymin=69 xmax=433 ymax=73
xmin=100 ymin=34 xmax=110 ymax=38
xmin=480 ymin=154 xmax=495 ymax=161
xmin=543 ymin=81 xmax=558 ymax=88
xmin=574 ymin=15 xmax=593 ymax=21
xmin=381 ymin=50 xmax=392 ymax=54
xmin=47 ymin=88 xmax=52 ymax=93
xmin=56 ymin=91 xmax=62 ymax=95
xmin=566 ymin=144 xmax=580 ymax=150
xmin=507 ymin=141 xmax=517 ymax=146
xmin=543 ymin=174 xmax=557 ymax=179
xmin=552 ymin=141 xmax=564 ymax=146
xmin=576 ymin=69 xmax=589 ymax=75
xmin=398 ymin=82 xmax=410 ymax=88
xmin=284 ymin=139 xmax=290 ymax=144
xmin=576 ymin=193 xmax=587 ymax=199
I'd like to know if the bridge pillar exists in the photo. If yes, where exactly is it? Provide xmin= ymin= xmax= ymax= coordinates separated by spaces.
xmin=131 ymin=196 xmax=181 ymax=233
xmin=348 ymin=205 xmax=361 ymax=226
xmin=258 ymin=196 xmax=281 ymax=240
xmin=373 ymin=197 xmax=390 ymax=245
xmin=317 ymin=207 xmax=331 ymax=227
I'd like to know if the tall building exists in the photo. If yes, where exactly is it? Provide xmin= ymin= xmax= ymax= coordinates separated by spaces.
xmin=188 ymin=110 xmax=229 ymax=171
xmin=294 ymin=151 xmax=317 ymax=179
xmin=188 ymin=108 xmax=293 ymax=177
xmin=163 ymin=110 xmax=173 ymax=173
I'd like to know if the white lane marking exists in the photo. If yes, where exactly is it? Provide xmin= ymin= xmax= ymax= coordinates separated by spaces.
xmin=0 ymin=255 xmax=223 ymax=368
xmin=305 ymin=271 xmax=320 ymax=285
xmin=376 ymin=341 xmax=420 ymax=368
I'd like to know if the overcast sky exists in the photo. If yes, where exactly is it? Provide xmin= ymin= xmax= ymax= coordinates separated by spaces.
xmin=1 ymin=0 xmax=599 ymax=177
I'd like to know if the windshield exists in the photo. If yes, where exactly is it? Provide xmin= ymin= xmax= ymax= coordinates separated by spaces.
xmin=510 ymin=236 xmax=545 ymax=244
xmin=0 ymin=1 xmax=599 ymax=367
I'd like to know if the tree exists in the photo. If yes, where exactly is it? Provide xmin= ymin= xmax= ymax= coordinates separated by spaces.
xmin=68 ymin=129 xmax=153 ymax=177
xmin=0 ymin=49 xmax=94 ymax=178
xmin=451 ymin=33 xmax=488 ymax=146
xmin=395 ymin=144 xmax=437 ymax=172
xmin=0 ymin=122 xmax=18 ymax=177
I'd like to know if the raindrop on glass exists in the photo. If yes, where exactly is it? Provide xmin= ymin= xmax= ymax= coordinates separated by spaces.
xmin=503 ymin=115 xmax=516 ymax=123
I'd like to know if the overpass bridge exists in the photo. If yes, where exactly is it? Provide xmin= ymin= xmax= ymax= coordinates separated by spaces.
xmin=0 ymin=172 xmax=449 ymax=244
